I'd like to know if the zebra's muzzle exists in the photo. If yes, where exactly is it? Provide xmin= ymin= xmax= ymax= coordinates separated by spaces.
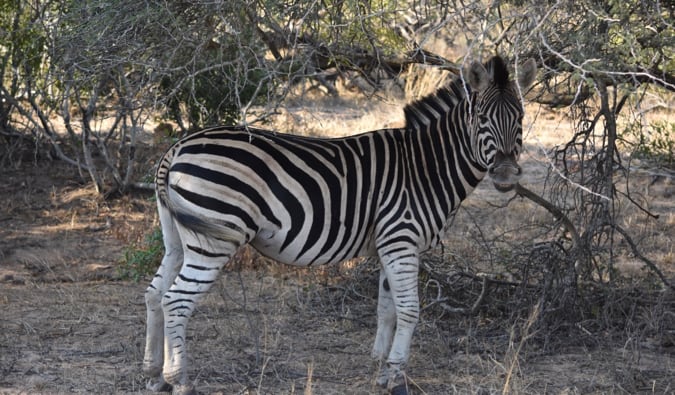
xmin=489 ymin=151 xmax=522 ymax=192
xmin=492 ymin=181 xmax=517 ymax=192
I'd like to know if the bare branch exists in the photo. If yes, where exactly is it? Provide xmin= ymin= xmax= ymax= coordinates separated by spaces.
xmin=612 ymin=225 xmax=674 ymax=291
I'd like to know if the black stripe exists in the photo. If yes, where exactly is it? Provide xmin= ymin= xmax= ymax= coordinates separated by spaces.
xmin=186 ymin=244 xmax=230 ymax=258
xmin=374 ymin=132 xmax=405 ymax=240
xmin=378 ymin=234 xmax=417 ymax=252
xmin=164 ymin=298 xmax=196 ymax=306
xmin=343 ymin=135 xmax=375 ymax=257
xmin=407 ymin=132 xmax=436 ymax=241
xmin=419 ymin=123 xmax=449 ymax=225
xmin=178 ymin=273 xmax=215 ymax=284
xmin=170 ymin=185 xmax=258 ymax=233
xmin=171 ymin=162 xmax=281 ymax=228
xmin=186 ymin=264 xmax=221 ymax=271
xmin=165 ymin=289 xmax=203 ymax=295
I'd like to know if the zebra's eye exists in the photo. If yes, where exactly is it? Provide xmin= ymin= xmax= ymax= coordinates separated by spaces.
xmin=479 ymin=115 xmax=489 ymax=124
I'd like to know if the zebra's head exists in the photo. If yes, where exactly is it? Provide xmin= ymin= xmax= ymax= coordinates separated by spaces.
xmin=465 ymin=56 xmax=537 ymax=192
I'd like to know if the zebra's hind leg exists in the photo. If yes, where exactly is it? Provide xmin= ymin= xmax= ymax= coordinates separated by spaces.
xmin=144 ymin=203 xmax=183 ymax=392
xmin=160 ymin=233 xmax=242 ymax=394
xmin=372 ymin=268 xmax=396 ymax=387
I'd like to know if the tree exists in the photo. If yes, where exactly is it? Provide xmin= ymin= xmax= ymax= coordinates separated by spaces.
xmin=1 ymin=0 xmax=439 ymax=194
xmin=517 ymin=0 xmax=674 ymax=293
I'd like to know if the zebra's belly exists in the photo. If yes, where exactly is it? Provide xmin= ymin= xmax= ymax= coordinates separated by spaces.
xmin=250 ymin=226 xmax=376 ymax=267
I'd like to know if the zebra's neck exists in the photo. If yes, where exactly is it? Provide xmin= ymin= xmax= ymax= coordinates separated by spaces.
xmin=377 ymin=97 xmax=486 ymax=253
xmin=401 ymin=82 xmax=487 ymax=208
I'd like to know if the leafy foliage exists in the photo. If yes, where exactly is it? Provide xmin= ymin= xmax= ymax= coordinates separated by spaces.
xmin=119 ymin=226 xmax=164 ymax=282
xmin=620 ymin=119 xmax=675 ymax=167
xmin=52 ymin=1 xmax=275 ymax=129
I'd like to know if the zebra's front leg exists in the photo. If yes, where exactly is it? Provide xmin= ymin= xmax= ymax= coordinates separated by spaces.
xmin=372 ymin=268 xmax=396 ymax=387
xmin=379 ymin=252 xmax=420 ymax=394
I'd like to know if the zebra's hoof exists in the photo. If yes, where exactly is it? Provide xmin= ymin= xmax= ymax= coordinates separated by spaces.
xmin=390 ymin=383 xmax=409 ymax=395
xmin=146 ymin=378 xmax=172 ymax=393
xmin=172 ymin=383 xmax=198 ymax=395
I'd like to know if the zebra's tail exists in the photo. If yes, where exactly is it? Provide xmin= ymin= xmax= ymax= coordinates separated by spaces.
xmin=155 ymin=153 xmax=247 ymax=244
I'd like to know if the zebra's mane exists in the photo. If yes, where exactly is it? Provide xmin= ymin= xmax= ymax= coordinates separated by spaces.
xmin=403 ymin=55 xmax=510 ymax=128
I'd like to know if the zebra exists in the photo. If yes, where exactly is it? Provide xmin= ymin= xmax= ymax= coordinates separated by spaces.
xmin=143 ymin=55 xmax=537 ymax=395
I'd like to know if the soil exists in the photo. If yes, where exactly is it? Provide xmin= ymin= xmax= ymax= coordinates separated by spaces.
xmin=1 ymin=127 xmax=674 ymax=394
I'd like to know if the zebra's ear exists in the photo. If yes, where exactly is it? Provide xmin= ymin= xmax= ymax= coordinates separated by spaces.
xmin=517 ymin=58 xmax=537 ymax=91
xmin=466 ymin=61 xmax=491 ymax=92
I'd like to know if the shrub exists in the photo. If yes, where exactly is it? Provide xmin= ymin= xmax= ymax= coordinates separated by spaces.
xmin=119 ymin=226 xmax=164 ymax=282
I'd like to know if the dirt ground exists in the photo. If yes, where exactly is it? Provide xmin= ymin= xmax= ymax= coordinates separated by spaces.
xmin=1 ymin=110 xmax=674 ymax=394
